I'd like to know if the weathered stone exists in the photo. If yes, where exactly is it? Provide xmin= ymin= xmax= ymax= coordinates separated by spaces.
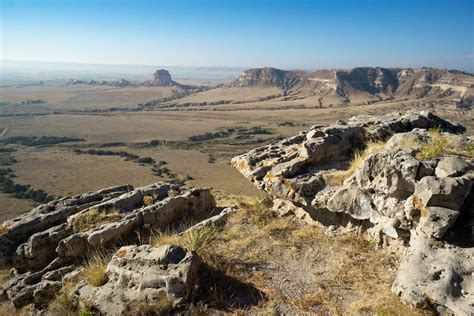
xmin=392 ymin=232 xmax=474 ymax=315
xmin=0 ymin=183 xmax=217 ymax=309
xmin=14 ymin=224 xmax=72 ymax=272
xmin=435 ymin=156 xmax=473 ymax=178
xmin=418 ymin=207 xmax=459 ymax=239
xmin=414 ymin=176 xmax=472 ymax=210
xmin=77 ymin=244 xmax=201 ymax=315
xmin=183 ymin=206 xmax=238 ymax=233
xmin=232 ymin=110 xmax=473 ymax=313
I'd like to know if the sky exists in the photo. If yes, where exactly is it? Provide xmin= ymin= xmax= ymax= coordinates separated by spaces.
xmin=1 ymin=0 xmax=473 ymax=71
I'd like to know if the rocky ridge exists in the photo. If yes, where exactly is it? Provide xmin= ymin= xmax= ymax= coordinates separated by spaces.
xmin=0 ymin=183 xmax=218 ymax=310
xmin=230 ymin=67 xmax=474 ymax=106
xmin=231 ymin=110 xmax=474 ymax=314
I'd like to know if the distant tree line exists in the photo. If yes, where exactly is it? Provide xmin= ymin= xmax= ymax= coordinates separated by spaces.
xmin=73 ymin=148 xmax=158 ymax=165
xmin=0 ymin=168 xmax=55 ymax=203
xmin=0 ymin=136 xmax=84 ymax=147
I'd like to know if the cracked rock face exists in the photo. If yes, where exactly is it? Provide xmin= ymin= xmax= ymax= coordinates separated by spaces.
xmin=232 ymin=110 xmax=474 ymax=313
xmin=76 ymin=244 xmax=201 ymax=315
xmin=0 ymin=183 xmax=216 ymax=309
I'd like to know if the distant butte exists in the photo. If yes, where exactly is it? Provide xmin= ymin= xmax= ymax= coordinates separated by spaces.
xmin=141 ymin=69 xmax=178 ymax=87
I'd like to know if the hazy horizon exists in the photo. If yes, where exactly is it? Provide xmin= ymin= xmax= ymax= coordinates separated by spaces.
xmin=1 ymin=0 xmax=473 ymax=72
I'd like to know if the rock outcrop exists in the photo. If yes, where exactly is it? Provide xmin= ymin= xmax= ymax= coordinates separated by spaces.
xmin=232 ymin=110 xmax=474 ymax=313
xmin=0 ymin=183 xmax=216 ymax=309
xmin=76 ymin=244 xmax=201 ymax=315
xmin=142 ymin=69 xmax=178 ymax=87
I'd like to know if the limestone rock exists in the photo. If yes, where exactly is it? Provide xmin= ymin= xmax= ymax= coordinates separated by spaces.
xmin=435 ymin=156 xmax=473 ymax=178
xmin=0 ymin=183 xmax=216 ymax=309
xmin=76 ymin=244 xmax=201 ymax=315
xmin=392 ymin=232 xmax=474 ymax=315
xmin=232 ymin=110 xmax=473 ymax=313
xmin=183 ymin=206 xmax=238 ymax=233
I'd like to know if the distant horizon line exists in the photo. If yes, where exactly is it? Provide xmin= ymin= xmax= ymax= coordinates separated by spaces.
xmin=1 ymin=58 xmax=473 ymax=74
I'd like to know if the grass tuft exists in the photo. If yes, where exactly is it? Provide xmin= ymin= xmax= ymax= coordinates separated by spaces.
xmin=416 ymin=127 xmax=448 ymax=160
xmin=181 ymin=226 xmax=219 ymax=252
xmin=325 ymin=140 xmax=386 ymax=186
xmin=84 ymin=251 xmax=109 ymax=287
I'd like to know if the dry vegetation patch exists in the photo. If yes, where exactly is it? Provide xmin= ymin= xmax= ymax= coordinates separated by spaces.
xmin=325 ymin=140 xmax=386 ymax=186
xmin=72 ymin=209 xmax=122 ymax=232
xmin=84 ymin=251 xmax=110 ymax=287
xmin=416 ymin=127 xmax=474 ymax=160
xmin=148 ymin=195 xmax=431 ymax=314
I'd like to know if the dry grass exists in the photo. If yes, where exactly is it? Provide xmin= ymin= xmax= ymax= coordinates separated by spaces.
xmin=0 ymin=302 xmax=31 ymax=316
xmin=416 ymin=127 xmax=474 ymax=160
xmin=72 ymin=209 xmax=122 ymax=232
xmin=128 ymin=297 xmax=174 ymax=315
xmin=84 ymin=251 xmax=110 ymax=287
xmin=0 ymin=225 xmax=8 ymax=235
xmin=182 ymin=195 xmax=432 ymax=315
xmin=48 ymin=284 xmax=79 ymax=316
xmin=181 ymin=227 xmax=219 ymax=252
xmin=143 ymin=193 xmax=159 ymax=206
xmin=325 ymin=140 xmax=386 ymax=186
xmin=153 ymin=226 xmax=218 ymax=252
xmin=417 ymin=127 xmax=448 ymax=160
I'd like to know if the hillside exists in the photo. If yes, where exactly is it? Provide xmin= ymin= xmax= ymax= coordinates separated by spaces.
xmin=0 ymin=111 xmax=472 ymax=315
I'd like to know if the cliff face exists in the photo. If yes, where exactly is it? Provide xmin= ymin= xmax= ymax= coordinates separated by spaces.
xmin=230 ymin=67 xmax=302 ymax=91
xmin=229 ymin=66 xmax=474 ymax=104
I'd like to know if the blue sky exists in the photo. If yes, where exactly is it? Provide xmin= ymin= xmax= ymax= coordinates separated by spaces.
xmin=1 ymin=0 xmax=473 ymax=71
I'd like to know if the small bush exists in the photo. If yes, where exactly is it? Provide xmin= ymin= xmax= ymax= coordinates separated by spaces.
xmin=137 ymin=157 xmax=155 ymax=164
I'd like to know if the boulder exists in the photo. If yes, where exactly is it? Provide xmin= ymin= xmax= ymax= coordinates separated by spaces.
xmin=76 ymin=244 xmax=201 ymax=315
xmin=435 ymin=156 xmax=473 ymax=178
xmin=392 ymin=232 xmax=474 ymax=315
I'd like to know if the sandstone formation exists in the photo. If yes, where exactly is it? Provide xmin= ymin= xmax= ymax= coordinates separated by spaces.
xmin=141 ymin=69 xmax=178 ymax=87
xmin=230 ymin=67 xmax=474 ymax=106
xmin=232 ymin=110 xmax=474 ymax=314
xmin=76 ymin=244 xmax=201 ymax=315
xmin=0 ymin=183 xmax=216 ymax=309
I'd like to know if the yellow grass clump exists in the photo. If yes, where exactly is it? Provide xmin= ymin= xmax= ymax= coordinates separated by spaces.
xmin=416 ymin=127 xmax=448 ymax=160
xmin=84 ymin=252 xmax=110 ymax=287
xmin=325 ymin=140 xmax=386 ymax=186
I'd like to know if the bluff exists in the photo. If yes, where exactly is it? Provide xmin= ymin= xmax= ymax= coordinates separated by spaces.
xmin=230 ymin=67 xmax=474 ymax=105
